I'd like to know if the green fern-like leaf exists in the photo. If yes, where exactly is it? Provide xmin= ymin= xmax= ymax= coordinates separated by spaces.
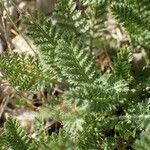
xmin=0 ymin=133 xmax=9 ymax=150
xmin=111 ymin=3 xmax=142 ymax=27
xmin=113 ymin=47 xmax=133 ymax=81
xmin=53 ymin=0 xmax=90 ymax=36
xmin=24 ymin=12 xmax=60 ymax=78
xmin=135 ymin=125 xmax=150 ymax=150
xmin=111 ymin=1 xmax=150 ymax=49
xmin=54 ymin=0 xmax=111 ymax=51
xmin=3 ymin=118 xmax=31 ymax=150
xmin=56 ymin=33 xmax=98 ymax=86
xmin=47 ymin=131 xmax=74 ymax=150
xmin=81 ymin=0 xmax=111 ymax=50
xmin=0 ymin=53 xmax=45 ymax=91
xmin=64 ymin=75 xmax=128 ymax=112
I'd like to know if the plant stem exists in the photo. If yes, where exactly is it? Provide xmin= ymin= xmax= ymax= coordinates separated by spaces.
xmin=0 ymin=0 xmax=38 ymax=57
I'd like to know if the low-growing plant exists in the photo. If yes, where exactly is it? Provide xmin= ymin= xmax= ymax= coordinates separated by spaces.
xmin=0 ymin=0 xmax=150 ymax=149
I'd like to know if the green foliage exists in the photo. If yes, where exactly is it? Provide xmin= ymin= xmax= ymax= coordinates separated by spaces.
xmin=111 ymin=0 xmax=150 ymax=49
xmin=0 ymin=53 xmax=44 ymax=91
xmin=0 ymin=118 xmax=31 ymax=150
xmin=56 ymin=33 xmax=98 ymax=86
xmin=0 ymin=0 xmax=150 ymax=149
xmin=54 ymin=0 xmax=111 ymax=51
xmin=53 ymin=0 xmax=86 ymax=34
xmin=113 ymin=47 xmax=133 ymax=81
xmin=24 ymin=12 xmax=60 ymax=78
xmin=135 ymin=125 xmax=150 ymax=150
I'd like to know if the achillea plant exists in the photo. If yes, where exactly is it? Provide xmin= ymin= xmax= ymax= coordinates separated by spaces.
xmin=0 ymin=0 xmax=150 ymax=149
